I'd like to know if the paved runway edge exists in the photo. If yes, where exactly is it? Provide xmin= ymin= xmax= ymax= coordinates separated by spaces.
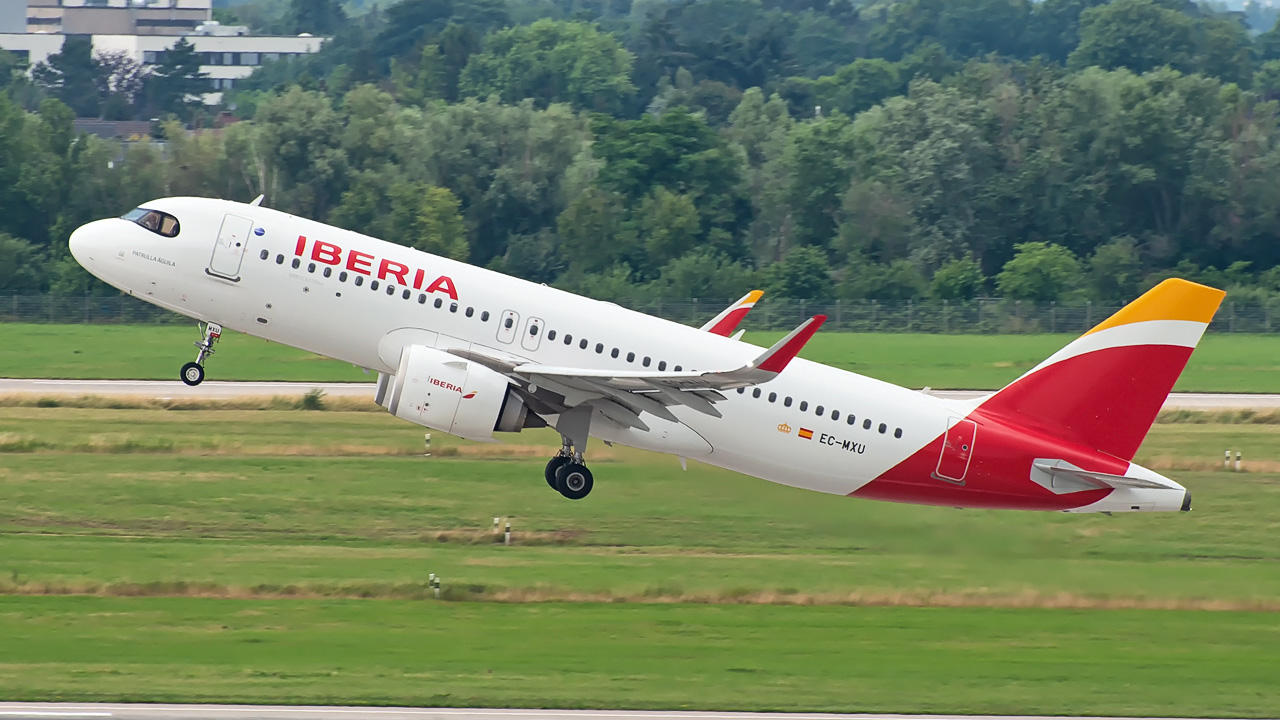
xmin=1 ymin=379 xmax=1279 ymax=410
xmin=0 ymin=705 xmax=1254 ymax=720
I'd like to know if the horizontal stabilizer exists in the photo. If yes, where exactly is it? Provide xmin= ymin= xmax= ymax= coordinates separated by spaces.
xmin=1031 ymin=459 xmax=1173 ymax=495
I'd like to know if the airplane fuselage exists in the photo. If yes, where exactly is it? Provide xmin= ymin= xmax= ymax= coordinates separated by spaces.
xmin=69 ymin=197 xmax=1195 ymax=513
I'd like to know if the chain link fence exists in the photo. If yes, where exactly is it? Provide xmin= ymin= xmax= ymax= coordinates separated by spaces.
xmin=1 ymin=295 xmax=1273 ymax=333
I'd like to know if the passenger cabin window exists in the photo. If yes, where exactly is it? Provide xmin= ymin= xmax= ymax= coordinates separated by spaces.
xmin=123 ymin=208 xmax=180 ymax=238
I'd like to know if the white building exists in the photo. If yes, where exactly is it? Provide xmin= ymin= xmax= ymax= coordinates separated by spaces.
xmin=24 ymin=0 xmax=216 ymax=36
xmin=0 ymin=1 xmax=328 ymax=106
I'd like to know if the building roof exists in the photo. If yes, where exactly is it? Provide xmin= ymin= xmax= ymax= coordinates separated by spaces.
xmin=73 ymin=119 xmax=152 ymax=140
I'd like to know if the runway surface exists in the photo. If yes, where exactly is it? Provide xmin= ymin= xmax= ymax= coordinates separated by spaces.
xmin=0 ymin=706 xmax=1252 ymax=720
xmin=1 ymin=379 xmax=1278 ymax=410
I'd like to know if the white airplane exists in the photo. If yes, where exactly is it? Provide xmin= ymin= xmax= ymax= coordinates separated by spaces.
xmin=70 ymin=197 xmax=1225 ymax=512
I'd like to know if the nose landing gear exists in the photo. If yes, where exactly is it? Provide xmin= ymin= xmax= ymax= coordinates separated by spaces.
xmin=180 ymin=322 xmax=222 ymax=386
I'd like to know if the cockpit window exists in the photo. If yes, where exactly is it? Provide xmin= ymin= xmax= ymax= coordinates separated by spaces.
xmin=123 ymin=207 xmax=180 ymax=238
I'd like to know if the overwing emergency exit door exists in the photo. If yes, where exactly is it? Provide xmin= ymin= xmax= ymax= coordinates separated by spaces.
xmin=208 ymin=214 xmax=253 ymax=280
xmin=934 ymin=417 xmax=977 ymax=484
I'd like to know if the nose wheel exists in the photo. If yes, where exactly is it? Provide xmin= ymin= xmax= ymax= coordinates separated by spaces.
xmin=180 ymin=362 xmax=205 ymax=386
xmin=180 ymin=322 xmax=222 ymax=387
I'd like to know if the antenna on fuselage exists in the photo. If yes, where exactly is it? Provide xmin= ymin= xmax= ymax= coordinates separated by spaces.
xmin=249 ymin=194 xmax=265 ymax=207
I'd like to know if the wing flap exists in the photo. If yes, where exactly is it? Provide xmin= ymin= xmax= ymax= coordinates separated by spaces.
xmin=445 ymin=315 xmax=825 ymax=432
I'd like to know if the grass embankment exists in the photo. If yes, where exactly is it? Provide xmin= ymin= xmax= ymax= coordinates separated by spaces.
xmin=2 ymin=406 xmax=1279 ymax=713
xmin=5 ymin=598 xmax=1277 ymax=716
xmin=4 ymin=323 xmax=1280 ymax=391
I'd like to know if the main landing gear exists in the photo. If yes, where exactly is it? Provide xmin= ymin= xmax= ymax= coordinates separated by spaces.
xmin=545 ymin=437 xmax=593 ymax=500
xmin=180 ymin=321 xmax=222 ymax=386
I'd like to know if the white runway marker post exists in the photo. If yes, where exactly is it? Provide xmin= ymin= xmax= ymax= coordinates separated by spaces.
xmin=1225 ymin=450 xmax=1231 ymax=469
xmin=504 ymin=522 xmax=511 ymax=546
xmin=1236 ymin=451 xmax=1242 ymax=471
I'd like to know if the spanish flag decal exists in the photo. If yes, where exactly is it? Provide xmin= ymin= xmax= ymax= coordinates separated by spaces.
xmin=798 ymin=428 xmax=814 ymax=440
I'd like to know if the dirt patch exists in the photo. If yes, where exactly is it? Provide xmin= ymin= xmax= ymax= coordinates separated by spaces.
xmin=1 ymin=580 xmax=1274 ymax=611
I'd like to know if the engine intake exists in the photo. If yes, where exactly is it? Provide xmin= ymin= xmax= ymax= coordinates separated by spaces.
xmin=375 ymin=344 xmax=530 ymax=441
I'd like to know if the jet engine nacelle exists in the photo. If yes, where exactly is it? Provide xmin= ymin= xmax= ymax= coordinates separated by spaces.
xmin=375 ymin=344 xmax=529 ymax=441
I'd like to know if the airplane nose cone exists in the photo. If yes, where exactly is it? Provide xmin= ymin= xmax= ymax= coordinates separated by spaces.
xmin=69 ymin=222 xmax=98 ymax=267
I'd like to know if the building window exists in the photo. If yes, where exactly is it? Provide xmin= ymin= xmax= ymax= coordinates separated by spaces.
xmin=241 ymin=52 xmax=259 ymax=66
xmin=263 ymin=53 xmax=280 ymax=63
xmin=143 ymin=51 xmax=159 ymax=64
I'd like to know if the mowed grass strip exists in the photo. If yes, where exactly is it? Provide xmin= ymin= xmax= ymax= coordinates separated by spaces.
xmin=2 ymin=597 xmax=1278 ymax=717
xmin=3 ymin=408 xmax=1280 ymax=607
xmin=4 ymin=323 xmax=1280 ymax=391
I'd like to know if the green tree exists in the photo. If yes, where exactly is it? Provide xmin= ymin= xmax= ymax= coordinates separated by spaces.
xmin=1258 ymin=17 xmax=1280 ymax=62
xmin=807 ymin=58 xmax=903 ymax=118
xmin=1069 ymin=0 xmax=1196 ymax=75
xmin=996 ymin=242 xmax=1083 ymax=301
xmin=0 ymin=48 xmax=29 ymax=96
xmin=148 ymin=38 xmax=209 ymax=117
xmin=930 ymin=256 xmax=985 ymax=300
xmin=254 ymin=87 xmax=349 ymax=217
xmin=287 ymin=0 xmax=348 ymax=35
xmin=459 ymin=20 xmax=636 ymax=113
xmin=389 ymin=183 xmax=470 ymax=260
xmin=784 ymin=112 xmax=857 ymax=249
xmin=0 ymin=233 xmax=45 ymax=293
xmin=591 ymin=107 xmax=751 ymax=258
xmin=1088 ymin=236 xmax=1142 ymax=303
xmin=765 ymin=246 xmax=833 ymax=299
xmin=648 ymin=249 xmax=757 ymax=301
xmin=839 ymin=259 xmax=929 ymax=301
xmin=636 ymin=188 xmax=701 ymax=274
xmin=1025 ymin=0 xmax=1109 ymax=63
xmin=31 ymin=37 xmax=101 ymax=117
xmin=557 ymin=187 xmax=632 ymax=274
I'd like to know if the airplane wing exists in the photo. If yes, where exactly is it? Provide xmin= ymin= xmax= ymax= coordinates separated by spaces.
xmin=700 ymin=291 xmax=763 ymax=337
xmin=449 ymin=315 xmax=826 ymax=431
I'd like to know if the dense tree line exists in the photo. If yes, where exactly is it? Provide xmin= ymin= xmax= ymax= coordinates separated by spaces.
xmin=6 ymin=0 xmax=1280 ymax=304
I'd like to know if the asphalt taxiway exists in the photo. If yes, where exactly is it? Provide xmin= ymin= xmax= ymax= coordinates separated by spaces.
xmin=0 ymin=379 xmax=1278 ymax=410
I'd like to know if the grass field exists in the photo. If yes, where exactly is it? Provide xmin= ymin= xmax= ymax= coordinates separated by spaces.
xmin=2 ymin=405 xmax=1280 ymax=714
xmin=3 ymin=323 xmax=1280 ymax=391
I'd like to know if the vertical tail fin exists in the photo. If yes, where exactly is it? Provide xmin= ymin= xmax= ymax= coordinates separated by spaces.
xmin=976 ymin=279 xmax=1225 ymax=461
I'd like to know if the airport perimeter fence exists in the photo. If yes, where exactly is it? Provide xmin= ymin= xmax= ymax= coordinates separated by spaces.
xmin=0 ymin=294 xmax=1275 ymax=334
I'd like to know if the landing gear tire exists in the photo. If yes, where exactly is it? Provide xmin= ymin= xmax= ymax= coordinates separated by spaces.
xmin=545 ymin=455 xmax=570 ymax=490
xmin=180 ymin=362 xmax=205 ymax=386
xmin=555 ymin=463 xmax=593 ymax=500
